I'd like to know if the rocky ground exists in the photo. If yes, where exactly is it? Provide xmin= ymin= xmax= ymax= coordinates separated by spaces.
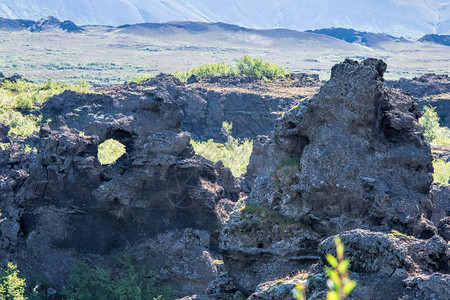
xmin=0 ymin=59 xmax=449 ymax=299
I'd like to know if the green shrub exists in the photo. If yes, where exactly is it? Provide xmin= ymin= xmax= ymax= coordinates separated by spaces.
xmin=64 ymin=259 xmax=171 ymax=300
xmin=173 ymin=56 xmax=288 ymax=82
xmin=419 ymin=106 xmax=450 ymax=145
xmin=190 ymin=122 xmax=253 ymax=177
xmin=1 ymin=79 xmax=92 ymax=111
xmin=324 ymin=238 xmax=356 ymax=300
xmin=97 ymin=139 xmax=126 ymax=165
xmin=174 ymin=62 xmax=238 ymax=82
xmin=0 ymin=111 xmax=41 ymax=138
xmin=14 ymin=95 xmax=34 ymax=111
xmin=236 ymin=55 xmax=288 ymax=79
xmin=0 ymin=263 xmax=27 ymax=300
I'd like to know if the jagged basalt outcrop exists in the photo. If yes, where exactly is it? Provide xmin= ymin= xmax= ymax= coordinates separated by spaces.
xmin=219 ymin=58 xmax=445 ymax=295
xmin=1 ymin=83 xmax=240 ymax=292
xmin=386 ymin=73 xmax=450 ymax=98
xmin=1 ymin=61 xmax=448 ymax=299
xmin=139 ymin=73 xmax=317 ymax=142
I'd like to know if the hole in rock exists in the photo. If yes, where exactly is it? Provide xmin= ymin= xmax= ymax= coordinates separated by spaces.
xmin=286 ymin=122 xmax=297 ymax=129
xmin=257 ymin=243 xmax=264 ymax=248
xmin=97 ymin=139 xmax=126 ymax=165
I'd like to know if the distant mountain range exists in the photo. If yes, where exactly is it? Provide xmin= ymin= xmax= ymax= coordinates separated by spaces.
xmin=1 ymin=15 xmax=449 ymax=48
xmin=0 ymin=0 xmax=449 ymax=38
xmin=0 ymin=16 xmax=82 ymax=32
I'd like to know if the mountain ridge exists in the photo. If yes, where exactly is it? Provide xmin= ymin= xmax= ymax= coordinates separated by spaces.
xmin=0 ymin=0 xmax=449 ymax=38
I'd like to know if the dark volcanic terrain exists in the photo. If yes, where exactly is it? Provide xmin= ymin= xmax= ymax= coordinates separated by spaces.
xmin=0 ymin=59 xmax=449 ymax=299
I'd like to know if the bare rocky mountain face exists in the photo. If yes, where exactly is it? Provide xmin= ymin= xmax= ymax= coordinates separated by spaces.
xmin=0 ymin=59 xmax=449 ymax=299
xmin=1 ymin=0 xmax=449 ymax=38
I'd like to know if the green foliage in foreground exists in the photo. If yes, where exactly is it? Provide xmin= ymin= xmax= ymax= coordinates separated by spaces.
xmin=64 ymin=259 xmax=171 ymax=300
xmin=97 ymin=139 xmax=126 ymax=165
xmin=293 ymin=238 xmax=356 ymax=300
xmin=0 ymin=263 xmax=27 ymax=300
xmin=173 ymin=55 xmax=288 ymax=82
xmin=419 ymin=106 xmax=450 ymax=145
xmin=324 ymin=238 xmax=356 ymax=300
xmin=190 ymin=122 xmax=253 ymax=177
xmin=433 ymin=158 xmax=450 ymax=185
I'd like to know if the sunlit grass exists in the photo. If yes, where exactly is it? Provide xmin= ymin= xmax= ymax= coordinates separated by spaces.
xmin=127 ymin=74 xmax=153 ymax=83
xmin=433 ymin=159 xmax=450 ymax=185
xmin=97 ymin=139 xmax=126 ymax=165
xmin=190 ymin=122 xmax=253 ymax=177
xmin=0 ymin=79 xmax=92 ymax=139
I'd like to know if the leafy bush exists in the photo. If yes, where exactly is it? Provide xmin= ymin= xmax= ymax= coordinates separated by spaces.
xmin=236 ymin=55 xmax=288 ymax=79
xmin=64 ymin=259 xmax=171 ymax=300
xmin=173 ymin=56 xmax=288 ymax=82
xmin=0 ymin=263 xmax=27 ymax=300
xmin=174 ymin=62 xmax=238 ymax=81
xmin=97 ymin=139 xmax=126 ymax=165
xmin=419 ymin=106 xmax=450 ymax=145
xmin=190 ymin=122 xmax=253 ymax=177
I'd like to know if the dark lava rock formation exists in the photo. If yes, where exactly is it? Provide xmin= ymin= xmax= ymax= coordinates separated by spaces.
xmin=0 ymin=60 xmax=449 ymax=299
xmin=386 ymin=73 xmax=450 ymax=98
xmin=0 ymin=82 xmax=240 ymax=294
xmin=218 ymin=59 xmax=449 ymax=298
xmin=136 ymin=73 xmax=317 ymax=142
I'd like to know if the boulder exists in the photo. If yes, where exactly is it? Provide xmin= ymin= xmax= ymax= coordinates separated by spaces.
xmin=319 ymin=230 xmax=450 ymax=300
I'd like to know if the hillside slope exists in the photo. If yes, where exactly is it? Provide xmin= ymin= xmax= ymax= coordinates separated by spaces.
xmin=0 ymin=0 xmax=449 ymax=38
